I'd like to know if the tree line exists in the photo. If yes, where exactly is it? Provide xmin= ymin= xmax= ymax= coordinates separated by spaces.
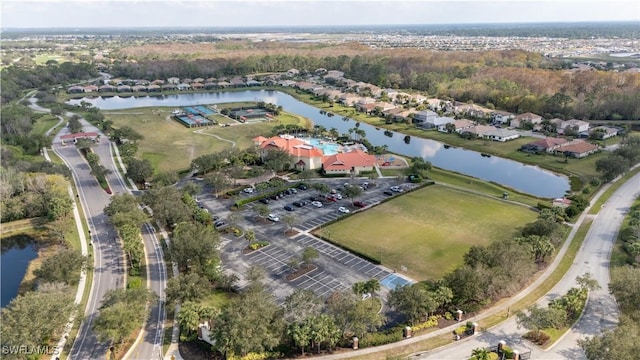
xmin=108 ymin=49 xmax=640 ymax=120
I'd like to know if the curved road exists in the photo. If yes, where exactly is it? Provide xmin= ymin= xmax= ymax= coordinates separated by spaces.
xmin=419 ymin=171 xmax=639 ymax=359
xmin=30 ymin=99 xmax=166 ymax=360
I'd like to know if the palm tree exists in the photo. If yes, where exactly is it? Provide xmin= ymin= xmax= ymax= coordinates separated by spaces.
xmin=364 ymin=279 xmax=380 ymax=296
xmin=470 ymin=347 xmax=490 ymax=360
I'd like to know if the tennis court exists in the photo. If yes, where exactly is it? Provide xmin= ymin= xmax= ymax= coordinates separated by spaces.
xmin=175 ymin=114 xmax=212 ymax=127
xmin=380 ymin=273 xmax=414 ymax=290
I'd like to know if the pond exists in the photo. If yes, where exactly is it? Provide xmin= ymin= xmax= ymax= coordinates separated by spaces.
xmin=68 ymin=90 xmax=570 ymax=198
xmin=1 ymin=235 xmax=38 ymax=308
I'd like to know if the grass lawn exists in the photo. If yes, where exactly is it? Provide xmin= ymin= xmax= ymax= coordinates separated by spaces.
xmin=201 ymin=289 xmax=235 ymax=308
xmin=105 ymin=107 xmax=310 ymax=173
xmin=31 ymin=114 xmax=60 ymax=137
xmin=428 ymin=168 xmax=544 ymax=208
xmin=316 ymin=184 xmax=537 ymax=281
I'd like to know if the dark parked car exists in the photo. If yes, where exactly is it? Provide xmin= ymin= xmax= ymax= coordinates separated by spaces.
xmin=298 ymin=184 xmax=308 ymax=190
xmin=284 ymin=205 xmax=295 ymax=211
xmin=353 ymin=201 xmax=367 ymax=208
xmin=293 ymin=201 xmax=304 ymax=207
xmin=383 ymin=190 xmax=394 ymax=196
xmin=214 ymin=220 xmax=228 ymax=229
xmin=259 ymin=198 xmax=270 ymax=204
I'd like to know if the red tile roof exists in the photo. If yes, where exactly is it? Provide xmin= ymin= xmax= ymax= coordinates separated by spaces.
xmin=556 ymin=140 xmax=599 ymax=154
xmin=255 ymin=136 xmax=323 ymax=158
xmin=322 ymin=149 xmax=376 ymax=172
xmin=60 ymin=132 xmax=99 ymax=140
xmin=528 ymin=137 xmax=567 ymax=149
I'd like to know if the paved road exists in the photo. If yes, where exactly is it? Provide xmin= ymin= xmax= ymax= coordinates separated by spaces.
xmin=52 ymin=124 xmax=126 ymax=360
xmin=417 ymin=171 xmax=639 ymax=360
xmin=31 ymin=99 xmax=166 ymax=360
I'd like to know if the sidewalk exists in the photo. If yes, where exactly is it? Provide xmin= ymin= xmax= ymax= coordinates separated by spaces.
xmin=159 ymin=228 xmax=185 ymax=360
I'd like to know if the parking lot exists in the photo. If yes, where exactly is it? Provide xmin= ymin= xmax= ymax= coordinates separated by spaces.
xmin=210 ymin=177 xmax=418 ymax=301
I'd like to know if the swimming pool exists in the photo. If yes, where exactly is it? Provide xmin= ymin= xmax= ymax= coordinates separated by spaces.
xmin=302 ymin=138 xmax=341 ymax=156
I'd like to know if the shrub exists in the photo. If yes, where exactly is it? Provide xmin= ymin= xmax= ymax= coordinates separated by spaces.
xmin=127 ymin=277 xmax=142 ymax=289
xmin=228 ymin=351 xmax=284 ymax=360
xmin=502 ymin=345 xmax=514 ymax=359
xmin=411 ymin=315 xmax=440 ymax=332
xmin=358 ymin=328 xmax=404 ymax=348
xmin=249 ymin=241 xmax=269 ymax=250
xmin=444 ymin=311 xmax=454 ymax=321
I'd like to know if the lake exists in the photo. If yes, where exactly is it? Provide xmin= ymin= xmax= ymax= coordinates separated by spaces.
xmin=68 ymin=90 xmax=570 ymax=198
xmin=1 ymin=235 xmax=38 ymax=308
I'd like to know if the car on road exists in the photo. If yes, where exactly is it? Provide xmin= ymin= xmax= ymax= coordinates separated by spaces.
xmin=259 ymin=198 xmax=270 ymax=204
xmin=338 ymin=206 xmax=350 ymax=214
xmin=311 ymin=201 xmax=323 ymax=208
xmin=284 ymin=205 xmax=295 ymax=211
xmin=243 ymin=187 xmax=254 ymax=194
xmin=353 ymin=201 xmax=367 ymax=208
xmin=267 ymin=214 xmax=280 ymax=222
xmin=214 ymin=219 xmax=228 ymax=229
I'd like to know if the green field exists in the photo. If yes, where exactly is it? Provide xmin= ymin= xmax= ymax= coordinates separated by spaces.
xmin=316 ymin=184 xmax=537 ymax=281
xmin=105 ymin=107 xmax=310 ymax=173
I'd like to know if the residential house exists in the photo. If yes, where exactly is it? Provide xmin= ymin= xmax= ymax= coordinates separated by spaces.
xmin=356 ymin=103 xmax=378 ymax=115
xmin=83 ymin=85 xmax=99 ymax=93
xmin=229 ymin=77 xmax=246 ymax=87
xmin=167 ymin=77 xmax=180 ymax=85
xmin=67 ymin=86 xmax=85 ymax=94
xmin=246 ymin=79 xmax=262 ymax=87
xmin=382 ymin=107 xmax=405 ymax=119
xmin=438 ymin=119 xmax=475 ymax=133
xmin=455 ymin=103 xmax=491 ymax=119
xmin=554 ymin=140 xmax=599 ymax=158
xmin=147 ymin=84 xmax=161 ymax=92
xmin=216 ymin=81 xmax=230 ymax=88
xmin=426 ymin=98 xmax=442 ymax=111
xmin=393 ymin=109 xmax=418 ymax=123
xmin=181 ymin=78 xmax=193 ymax=84
xmin=322 ymin=149 xmax=376 ymax=175
xmin=278 ymin=80 xmax=297 ymax=87
xmin=162 ymin=84 xmax=177 ymax=91
xmin=491 ymin=110 xmax=515 ymax=124
xmin=287 ymin=68 xmax=300 ymax=76
xmin=192 ymin=78 xmax=204 ymax=84
xmin=520 ymin=137 xmax=568 ymax=154
xmin=131 ymin=85 xmax=147 ymax=92
xmin=483 ymin=128 xmax=521 ymax=142
xmin=117 ymin=85 xmax=132 ymax=93
xmin=339 ymin=94 xmax=361 ymax=106
xmin=176 ymin=83 xmax=191 ymax=91
xmin=462 ymin=125 xmax=498 ymax=138
xmin=409 ymin=94 xmax=428 ymax=104
xmin=589 ymin=126 xmax=618 ymax=140
xmin=324 ymin=70 xmax=344 ymax=80
xmin=151 ymin=79 xmax=165 ymax=86
xmin=295 ymin=81 xmax=316 ymax=92
xmin=204 ymin=82 xmax=217 ymax=90
xmin=99 ymin=85 xmax=115 ymax=92
xmin=191 ymin=82 xmax=204 ymax=90
xmin=558 ymin=119 xmax=590 ymax=135
xmin=511 ymin=112 xmax=543 ymax=128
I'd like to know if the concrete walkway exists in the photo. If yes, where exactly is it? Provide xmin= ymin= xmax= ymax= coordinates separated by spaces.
xmin=159 ymin=228 xmax=185 ymax=360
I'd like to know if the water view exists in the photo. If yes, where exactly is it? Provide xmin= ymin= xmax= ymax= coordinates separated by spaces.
xmin=1 ymin=235 xmax=38 ymax=308
xmin=68 ymin=90 xmax=571 ymax=198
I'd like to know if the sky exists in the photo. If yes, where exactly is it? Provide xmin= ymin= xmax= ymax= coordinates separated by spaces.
xmin=1 ymin=0 xmax=639 ymax=29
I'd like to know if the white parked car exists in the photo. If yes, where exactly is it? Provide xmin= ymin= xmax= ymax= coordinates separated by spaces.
xmin=243 ymin=187 xmax=254 ymax=194
xmin=267 ymin=213 xmax=280 ymax=222
xmin=311 ymin=201 xmax=323 ymax=208
xmin=390 ymin=186 xmax=403 ymax=193
xmin=338 ymin=206 xmax=350 ymax=214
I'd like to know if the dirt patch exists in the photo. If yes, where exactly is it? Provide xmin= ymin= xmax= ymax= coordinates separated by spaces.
xmin=286 ymin=264 xmax=317 ymax=281
xmin=285 ymin=229 xmax=299 ymax=237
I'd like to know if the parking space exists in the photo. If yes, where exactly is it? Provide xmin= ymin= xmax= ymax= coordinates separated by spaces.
xmin=217 ymin=177 xmax=421 ymax=300
xmin=293 ymin=234 xmax=392 ymax=281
